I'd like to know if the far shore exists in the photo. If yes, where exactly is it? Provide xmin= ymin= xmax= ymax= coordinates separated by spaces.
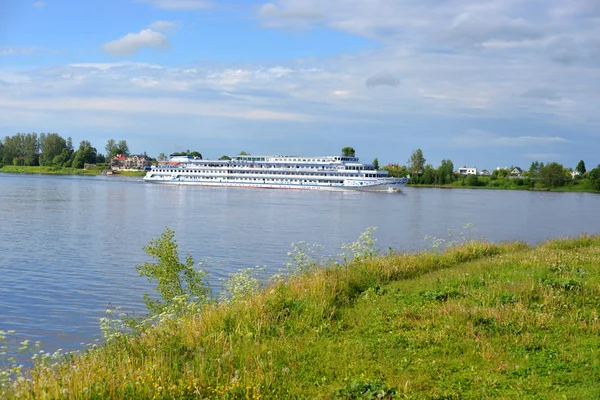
xmin=2 ymin=166 xmax=598 ymax=194
xmin=408 ymin=183 xmax=600 ymax=194
xmin=0 ymin=165 xmax=146 ymax=177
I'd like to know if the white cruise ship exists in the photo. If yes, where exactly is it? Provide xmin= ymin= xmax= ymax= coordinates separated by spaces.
xmin=143 ymin=154 xmax=409 ymax=192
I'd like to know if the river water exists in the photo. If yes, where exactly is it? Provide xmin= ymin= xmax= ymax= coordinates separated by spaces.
xmin=0 ymin=173 xmax=598 ymax=355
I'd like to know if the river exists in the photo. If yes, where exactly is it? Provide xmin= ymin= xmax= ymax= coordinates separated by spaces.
xmin=0 ymin=173 xmax=598 ymax=356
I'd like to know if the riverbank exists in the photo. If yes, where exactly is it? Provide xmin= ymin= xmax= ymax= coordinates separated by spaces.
xmin=408 ymin=181 xmax=600 ymax=193
xmin=0 ymin=165 xmax=146 ymax=177
xmin=2 ymin=234 xmax=599 ymax=399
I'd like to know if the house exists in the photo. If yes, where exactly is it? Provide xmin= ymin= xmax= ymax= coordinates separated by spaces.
xmin=571 ymin=170 xmax=581 ymax=179
xmin=126 ymin=154 xmax=152 ymax=170
xmin=111 ymin=154 xmax=128 ymax=170
xmin=111 ymin=154 xmax=151 ymax=170
xmin=510 ymin=167 xmax=523 ymax=177
xmin=457 ymin=167 xmax=477 ymax=175
xmin=479 ymin=169 xmax=491 ymax=176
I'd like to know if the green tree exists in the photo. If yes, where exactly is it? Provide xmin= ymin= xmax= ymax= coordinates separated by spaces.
xmin=382 ymin=163 xmax=408 ymax=178
xmin=53 ymin=148 xmax=72 ymax=166
xmin=219 ymin=155 xmax=231 ymax=160
xmin=158 ymin=153 xmax=168 ymax=161
xmin=22 ymin=133 xmax=39 ymax=166
xmin=238 ymin=151 xmax=249 ymax=155
xmin=135 ymin=227 xmax=211 ymax=315
xmin=438 ymin=159 xmax=455 ymax=184
xmin=466 ymin=174 xmax=480 ymax=186
xmin=116 ymin=140 xmax=130 ymax=157
xmin=576 ymin=160 xmax=586 ymax=174
xmin=342 ymin=147 xmax=356 ymax=157
xmin=72 ymin=140 xmax=97 ymax=169
xmin=40 ymin=133 xmax=67 ymax=166
xmin=372 ymin=158 xmax=379 ymax=170
xmin=588 ymin=165 xmax=600 ymax=191
xmin=420 ymin=164 xmax=437 ymax=184
xmin=105 ymin=139 xmax=117 ymax=158
xmin=189 ymin=151 xmax=202 ymax=159
xmin=539 ymin=162 xmax=566 ymax=187
xmin=408 ymin=149 xmax=425 ymax=175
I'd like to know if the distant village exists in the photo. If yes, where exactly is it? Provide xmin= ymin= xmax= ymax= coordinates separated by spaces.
xmin=454 ymin=166 xmax=581 ymax=180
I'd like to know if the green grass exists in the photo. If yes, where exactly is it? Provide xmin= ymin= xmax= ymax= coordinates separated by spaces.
xmin=0 ymin=165 xmax=102 ymax=175
xmin=3 ymin=236 xmax=600 ymax=399
xmin=0 ymin=165 xmax=146 ymax=177
xmin=410 ymin=177 xmax=600 ymax=193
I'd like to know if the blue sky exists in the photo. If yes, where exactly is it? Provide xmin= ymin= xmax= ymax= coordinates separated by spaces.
xmin=1 ymin=0 xmax=599 ymax=170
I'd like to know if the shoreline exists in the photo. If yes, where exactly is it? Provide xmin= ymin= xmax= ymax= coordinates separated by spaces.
xmin=407 ymin=183 xmax=600 ymax=194
xmin=2 ymin=166 xmax=598 ymax=193
xmin=2 ymin=234 xmax=599 ymax=398
xmin=0 ymin=166 xmax=146 ymax=177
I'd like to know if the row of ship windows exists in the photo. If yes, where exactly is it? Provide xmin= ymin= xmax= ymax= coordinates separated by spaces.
xmin=157 ymin=170 xmax=381 ymax=178
xmin=184 ymin=177 xmax=345 ymax=184
xmin=182 ymin=165 xmax=349 ymax=170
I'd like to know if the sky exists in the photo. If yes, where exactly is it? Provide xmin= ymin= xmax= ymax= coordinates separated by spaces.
xmin=1 ymin=0 xmax=599 ymax=169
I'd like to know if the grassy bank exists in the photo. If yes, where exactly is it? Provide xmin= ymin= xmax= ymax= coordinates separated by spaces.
xmin=409 ymin=180 xmax=600 ymax=193
xmin=0 ymin=165 xmax=146 ymax=177
xmin=2 ymin=235 xmax=600 ymax=399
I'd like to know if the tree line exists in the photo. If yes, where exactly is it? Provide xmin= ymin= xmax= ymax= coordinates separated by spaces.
xmin=0 ymin=133 xmax=133 ymax=169
xmin=389 ymin=148 xmax=600 ymax=191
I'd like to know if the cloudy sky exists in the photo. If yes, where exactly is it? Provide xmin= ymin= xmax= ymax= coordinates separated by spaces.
xmin=1 ymin=0 xmax=599 ymax=169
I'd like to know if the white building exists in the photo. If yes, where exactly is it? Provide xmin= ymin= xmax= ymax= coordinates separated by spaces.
xmin=457 ymin=167 xmax=478 ymax=175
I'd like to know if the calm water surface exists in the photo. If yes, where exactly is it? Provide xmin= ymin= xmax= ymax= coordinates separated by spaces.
xmin=0 ymin=173 xmax=598 ymax=354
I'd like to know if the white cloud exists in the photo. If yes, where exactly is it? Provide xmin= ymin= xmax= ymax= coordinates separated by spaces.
xmin=0 ymin=47 xmax=40 ymax=56
xmin=102 ymin=29 xmax=169 ymax=57
xmin=149 ymin=21 xmax=179 ymax=33
xmin=135 ymin=0 xmax=211 ymax=9
xmin=32 ymin=1 xmax=45 ymax=7
xmin=0 ymin=96 xmax=309 ymax=122
xmin=131 ymin=77 xmax=159 ymax=88
xmin=455 ymin=130 xmax=570 ymax=148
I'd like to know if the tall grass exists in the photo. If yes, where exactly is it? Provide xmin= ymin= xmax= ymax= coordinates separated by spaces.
xmin=2 ymin=232 xmax=600 ymax=399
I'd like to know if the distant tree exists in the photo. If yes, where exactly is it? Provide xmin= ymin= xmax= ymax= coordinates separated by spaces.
xmin=588 ymin=165 xmax=600 ymax=191
xmin=420 ymin=164 xmax=437 ymax=184
xmin=105 ymin=139 xmax=117 ymax=158
xmin=408 ymin=149 xmax=425 ymax=175
xmin=342 ymin=147 xmax=355 ymax=157
xmin=72 ymin=140 xmax=97 ymax=169
xmin=539 ymin=162 xmax=566 ymax=187
xmin=66 ymin=137 xmax=73 ymax=152
xmin=116 ymin=140 xmax=130 ymax=157
xmin=238 ymin=151 xmax=249 ymax=155
xmin=219 ymin=155 xmax=231 ymax=160
xmin=576 ymin=160 xmax=586 ymax=174
xmin=172 ymin=150 xmax=202 ymax=158
xmin=382 ymin=163 xmax=409 ymax=178
xmin=529 ymin=161 xmax=541 ymax=179
xmin=438 ymin=159 xmax=455 ymax=184
xmin=466 ymin=174 xmax=480 ymax=186
xmin=40 ymin=133 xmax=67 ymax=166
xmin=96 ymin=153 xmax=106 ymax=163
xmin=372 ymin=158 xmax=379 ymax=170
xmin=492 ymin=168 xmax=510 ymax=179
xmin=53 ymin=148 xmax=72 ymax=167
xmin=158 ymin=153 xmax=168 ymax=161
